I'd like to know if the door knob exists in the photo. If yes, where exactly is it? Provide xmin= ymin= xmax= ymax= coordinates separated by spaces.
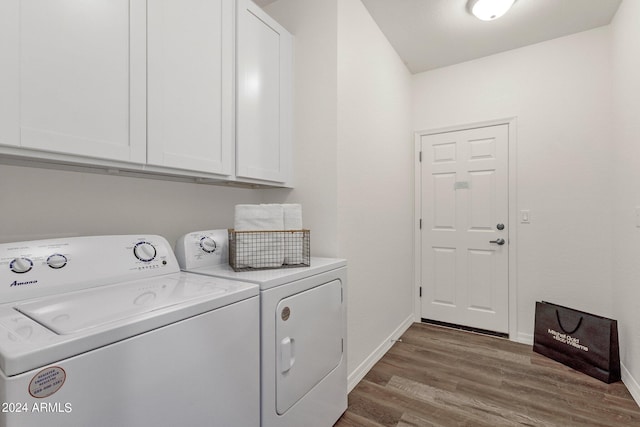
xmin=490 ymin=238 xmax=505 ymax=245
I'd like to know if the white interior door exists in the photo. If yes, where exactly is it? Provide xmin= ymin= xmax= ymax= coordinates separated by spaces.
xmin=420 ymin=124 xmax=509 ymax=334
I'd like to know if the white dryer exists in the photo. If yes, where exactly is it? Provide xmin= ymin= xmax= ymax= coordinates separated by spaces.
xmin=0 ymin=235 xmax=259 ymax=427
xmin=176 ymin=230 xmax=347 ymax=427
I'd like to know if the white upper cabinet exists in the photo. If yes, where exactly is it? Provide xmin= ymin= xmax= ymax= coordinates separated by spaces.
xmin=147 ymin=0 xmax=234 ymax=176
xmin=236 ymin=0 xmax=293 ymax=185
xmin=0 ymin=0 xmax=294 ymax=187
xmin=0 ymin=0 xmax=146 ymax=163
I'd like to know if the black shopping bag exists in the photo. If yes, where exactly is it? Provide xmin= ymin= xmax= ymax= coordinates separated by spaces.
xmin=533 ymin=301 xmax=620 ymax=383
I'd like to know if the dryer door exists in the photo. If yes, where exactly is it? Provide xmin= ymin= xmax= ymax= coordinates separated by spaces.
xmin=275 ymin=279 xmax=343 ymax=415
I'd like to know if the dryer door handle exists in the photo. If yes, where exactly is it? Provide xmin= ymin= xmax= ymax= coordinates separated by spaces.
xmin=280 ymin=337 xmax=295 ymax=373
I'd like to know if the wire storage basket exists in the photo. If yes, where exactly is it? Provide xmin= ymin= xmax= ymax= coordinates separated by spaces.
xmin=228 ymin=229 xmax=310 ymax=272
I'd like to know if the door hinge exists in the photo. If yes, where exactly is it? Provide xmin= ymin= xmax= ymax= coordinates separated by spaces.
xmin=419 ymin=286 xmax=422 ymax=298
xmin=419 ymin=151 xmax=422 ymax=162
xmin=419 ymin=219 xmax=422 ymax=229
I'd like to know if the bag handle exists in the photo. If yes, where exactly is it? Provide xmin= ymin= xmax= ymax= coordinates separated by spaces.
xmin=556 ymin=310 xmax=583 ymax=335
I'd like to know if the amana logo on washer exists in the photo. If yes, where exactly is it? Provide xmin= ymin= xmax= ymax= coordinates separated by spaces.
xmin=10 ymin=280 xmax=38 ymax=287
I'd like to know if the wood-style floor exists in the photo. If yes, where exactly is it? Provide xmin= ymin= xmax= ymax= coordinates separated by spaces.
xmin=335 ymin=323 xmax=640 ymax=427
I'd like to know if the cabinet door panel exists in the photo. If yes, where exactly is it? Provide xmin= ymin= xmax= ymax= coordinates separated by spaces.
xmin=147 ymin=0 xmax=233 ymax=175
xmin=1 ymin=0 xmax=146 ymax=163
xmin=237 ymin=0 xmax=292 ymax=184
xmin=0 ymin=1 xmax=19 ymax=147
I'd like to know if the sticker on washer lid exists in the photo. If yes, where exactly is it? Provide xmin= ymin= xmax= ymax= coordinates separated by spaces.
xmin=29 ymin=366 xmax=66 ymax=398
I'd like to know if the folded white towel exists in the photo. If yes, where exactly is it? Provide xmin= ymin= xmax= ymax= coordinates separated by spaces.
xmin=234 ymin=204 xmax=285 ymax=268
xmin=234 ymin=204 xmax=284 ymax=231
xmin=283 ymin=231 xmax=304 ymax=265
xmin=282 ymin=204 xmax=304 ymax=265
xmin=282 ymin=204 xmax=303 ymax=230
xmin=236 ymin=232 xmax=285 ymax=268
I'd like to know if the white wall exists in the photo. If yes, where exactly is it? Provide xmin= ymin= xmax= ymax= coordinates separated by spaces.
xmin=0 ymin=164 xmax=261 ymax=244
xmin=337 ymin=0 xmax=414 ymax=384
xmin=611 ymin=0 xmax=640 ymax=399
xmin=262 ymin=0 xmax=339 ymax=257
xmin=413 ymin=28 xmax=614 ymax=342
xmin=265 ymin=0 xmax=415 ymax=386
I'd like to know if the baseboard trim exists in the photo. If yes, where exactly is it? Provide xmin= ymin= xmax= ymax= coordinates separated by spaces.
xmin=347 ymin=314 xmax=414 ymax=393
xmin=515 ymin=332 xmax=534 ymax=345
xmin=622 ymin=362 xmax=640 ymax=406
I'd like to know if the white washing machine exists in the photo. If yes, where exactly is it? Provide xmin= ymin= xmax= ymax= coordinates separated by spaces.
xmin=0 ymin=235 xmax=260 ymax=427
xmin=176 ymin=229 xmax=347 ymax=427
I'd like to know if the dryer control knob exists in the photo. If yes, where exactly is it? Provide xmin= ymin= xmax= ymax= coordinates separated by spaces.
xmin=10 ymin=257 xmax=33 ymax=274
xmin=47 ymin=253 xmax=68 ymax=269
xmin=200 ymin=236 xmax=217 ymax=253
xmin=133 ymin=242 xmax=157 ymax=262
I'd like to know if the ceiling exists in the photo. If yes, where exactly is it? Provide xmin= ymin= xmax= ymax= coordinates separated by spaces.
xmin=361 ymin=0 xmax=622 ymax=73
xmin=256 ymin=0 xmax=622 ymax=74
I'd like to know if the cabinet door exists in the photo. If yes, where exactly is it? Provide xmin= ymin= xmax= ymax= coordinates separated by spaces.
xmin=147 ymin=0 xmax=234 ymax=176
xmin=236 ymin=0 xmax=292 ymax=184
xmin=0 ymin=0 xmax=146 ymax=163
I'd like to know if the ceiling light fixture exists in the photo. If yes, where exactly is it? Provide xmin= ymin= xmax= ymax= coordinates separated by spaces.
xmin=468 ymin=0 xmax=516 ymax=21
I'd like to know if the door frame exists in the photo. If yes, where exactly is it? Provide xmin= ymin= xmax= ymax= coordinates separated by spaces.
xmin=414 ymin=117 xmax=519 ymax=341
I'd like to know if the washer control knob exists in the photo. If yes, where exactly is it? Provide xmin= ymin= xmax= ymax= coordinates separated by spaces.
xmin=200 ymin=237 xmax=217 ymax=253
xmin=10 ymin=258 xmax=33 ymax=274
xmin=47 ymin=253 xmax=68 ymax=269
xmin=133 ymin=242 xmax=157 ymax=262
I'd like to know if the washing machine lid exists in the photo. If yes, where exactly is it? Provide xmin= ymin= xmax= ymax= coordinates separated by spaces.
xmin=0 ymin=272 xmax=258 ymax=376
xmin=15 ymin=273 xmax=232 ymax=335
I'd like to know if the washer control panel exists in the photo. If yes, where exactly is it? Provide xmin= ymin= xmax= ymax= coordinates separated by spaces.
xmin=0 ymin=235 xmax=179 ymax=304
xmin=199 ymin=236 xmax=217 ymax=253
xmin=47 ymin=253 xmax=68 ymax=269
xmin=9 ymin=257 xmax=33 ymax=274
xmin=133 ymin=241 xmax=157 ymax=262
xmin=175 ymin=229 xmax=229 ymax=270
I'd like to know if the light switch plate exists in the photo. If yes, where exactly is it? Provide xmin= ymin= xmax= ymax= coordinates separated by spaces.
xmin=521 ymin=210 xmax=530 ymax=224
